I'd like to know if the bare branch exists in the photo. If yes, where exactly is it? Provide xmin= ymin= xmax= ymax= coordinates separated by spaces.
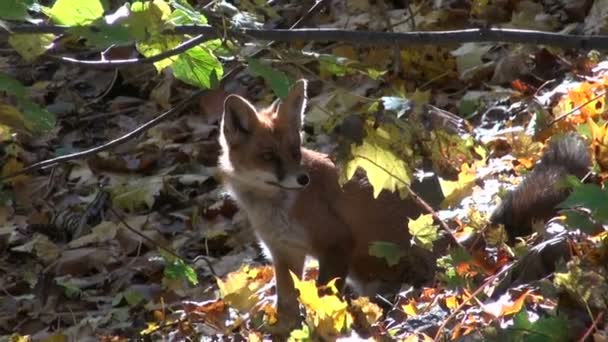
xmin=57 ymin=34 xmax=215 ymax=67
xmin=5 ymin=23 xmax=608 ymax=50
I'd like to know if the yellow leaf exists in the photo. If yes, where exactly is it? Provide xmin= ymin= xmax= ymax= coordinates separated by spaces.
xmin=8 ymin=34 xmax=56 ymax=62
xmin=140 ymin=322 xmax=160 ymax=335
xmin=343 ymin=124 xmax=411 ymax=198
xmin=587 ymin=117 xmax=608 ymax=171
xmin=445 ymin=295 xmax=459 ymax=309
xmin=402 ymin=300 xmax=418 ymax=316
xmin=291 ymin=272 xmax=352 ymax=339
xmin=216 ymin=265 xmax=268 ymax=313
xmin=10 ymin=334 xmax=31 ymax=342
xmin=408 ymin=214 xmax=438 ymax=251
xmin=439 ymin=162 xmax=477 ymax=207
xmin=0 ymin=102 xmax=31 ymax=132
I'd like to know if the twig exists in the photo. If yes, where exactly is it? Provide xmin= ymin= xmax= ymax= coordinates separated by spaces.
xmin=0 ymin=89 xmax=204 ymax=182
xmin=56 ymin=34 xmax=215 ymax=67
xmin=578 ymin=311 xmax=604 ymax=342
xmin=548 ymin=90 xmax=607 ymax=126
xmin=6 ymin=24 xmax=608 ymax=50
xmin=109 ymin=206 xmax=218 ymax=277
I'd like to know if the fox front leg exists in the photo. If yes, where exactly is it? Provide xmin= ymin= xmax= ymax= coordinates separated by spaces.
xmin=266 ymin=249 xmax=306 ymax=337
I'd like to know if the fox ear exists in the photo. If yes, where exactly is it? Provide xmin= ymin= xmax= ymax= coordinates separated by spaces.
xmin=277 ymin=79 xmax=307 ymax=131
xmin=222 ymin=95 xmax=258 ymax=146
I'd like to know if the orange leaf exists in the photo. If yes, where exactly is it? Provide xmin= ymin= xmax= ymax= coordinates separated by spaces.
xmin=502 ymin=290 xmax=532 ymax=316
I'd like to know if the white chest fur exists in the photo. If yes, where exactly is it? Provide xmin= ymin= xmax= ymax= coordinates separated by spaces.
xmin=226 ymin=183 xmax=311 ymax=256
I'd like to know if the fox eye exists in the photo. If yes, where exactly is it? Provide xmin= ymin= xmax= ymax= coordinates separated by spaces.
xmin=261 ymin=152 xmax=275 ymax=161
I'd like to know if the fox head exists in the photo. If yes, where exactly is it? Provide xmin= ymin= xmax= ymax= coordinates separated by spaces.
xmin=219 ymin=79 xmax=310 ymax=193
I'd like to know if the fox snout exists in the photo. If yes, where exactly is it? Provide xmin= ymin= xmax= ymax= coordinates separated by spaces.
xmin=277 ymin=171 xmax=310 ymax=189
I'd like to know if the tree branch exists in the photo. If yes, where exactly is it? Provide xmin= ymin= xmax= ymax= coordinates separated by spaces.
xmin=5 ymin=24 xmax=608 ymax=50
xmin=57 ymin=34 xmax=215 ymax=67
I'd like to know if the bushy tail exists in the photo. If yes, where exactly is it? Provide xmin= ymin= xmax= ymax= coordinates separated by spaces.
xmin=538 ymin=133 xmax=590 ymax=177
xmin=490 ymin=133 xmax=591 ymax=241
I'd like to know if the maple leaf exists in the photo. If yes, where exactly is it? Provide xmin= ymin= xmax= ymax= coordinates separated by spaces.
xmin=409 ymin=214 xmax=439 ymax=251
xmin=291 ymin=273 xmax=352 ymax=339
xmin=342 ymin=124 xmax=411 ymax=198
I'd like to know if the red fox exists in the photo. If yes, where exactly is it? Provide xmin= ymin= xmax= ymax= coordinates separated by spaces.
xmin=218 ymin=79 xmax=436 ymax=334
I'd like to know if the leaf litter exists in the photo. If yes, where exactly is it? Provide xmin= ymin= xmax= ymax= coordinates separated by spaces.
xmin=1 ymin=0 xmax=608 ymax=341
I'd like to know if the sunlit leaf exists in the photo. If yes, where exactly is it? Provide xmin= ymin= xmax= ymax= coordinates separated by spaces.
xmin=164 ymin=258 xmax=198 ymax=285
xmin=291 ymin=273 xmax=352 ymax=339
xmin=173 ymin=46 xmax=223 ymax=89
xmin=343 ymin=124 xmax=411 ymax=198
xmin=49 ymin=0 xmax=106 ymax=25
xmin=217 ymin=265 xmax=271 ymax=313
xmin=409 ymin=214 xmax=438 ymax=251
xmin=8 ymin=33 xmax=55 ymax=62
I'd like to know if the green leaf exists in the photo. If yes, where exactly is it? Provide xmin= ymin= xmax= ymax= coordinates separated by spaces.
xmin=507 ymin=311 xmax=572 ymax=342
xmin=20 ymin=98 xmax=56 ymax=132
xmin=49 ymin=0 xmax=106 ymax=25
xmin=248 ymin=59 xmax=292 ymax=99
xmin=290 ymin=324 xmax=311 ymax=340
xmin=436 ymin=247 xmax=471 ymax=289
xmin=0 ymin=0 xmax=35 ymax=20
xmin=124 ymin=289 xmax=145 ymax=306
xmin=69 ymin=21 xmax=134 ymax=48
xmin=0 ymin=72 xmax=26 ymax=97
xmin=311 ymin=52 xmax=385 ymax=80
xmin=0 ymin=88 xmax=56 ymax=133
xmin=172 ymin=46 xmax=223 ymax=89
xmin=8 ymin=33 xmax=55 ymax=62
xmin=408 ymin=214 xmax=438 ymax=251
xmin=368 ymin=241 xmax=405 ymax=267
xmin=559 ymin=183 xmax=608 ymax=222
xmin=130 ymin=0 xmax=172 ymax=40
xmin=164 ymin=258 xmax=199 ymax=285
xmin=168 ymin=0 xmax=207 ymax=25
xmin=343 ymin=124 xmax=411 ymax=198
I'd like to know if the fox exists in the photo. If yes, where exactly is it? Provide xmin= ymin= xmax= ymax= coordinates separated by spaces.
xmin=218 ymin=79 xmax=437 ymax=335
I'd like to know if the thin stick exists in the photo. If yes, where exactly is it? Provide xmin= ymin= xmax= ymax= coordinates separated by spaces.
xmin=6 ymin=24 xmax=608 ymax=50
xmin=57 ymin=34 xmax=215 ymax=67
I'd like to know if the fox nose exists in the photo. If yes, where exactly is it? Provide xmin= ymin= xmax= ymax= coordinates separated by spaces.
xmin=297 ymin=173 xmax=310 ymax=186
